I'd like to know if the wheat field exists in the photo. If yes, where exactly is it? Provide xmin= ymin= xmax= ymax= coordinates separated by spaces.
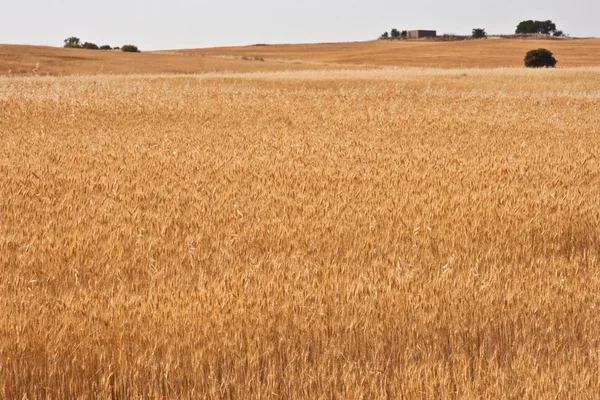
xmin=0 ymin=45 xmax=362 ymax=77
xmin=4 ymin=39 xmax=600 ymax=77
xmin=1 ymin=67 xmax=600 ymax=398
xmin=189 ymin=38 xmax=600 ymax=68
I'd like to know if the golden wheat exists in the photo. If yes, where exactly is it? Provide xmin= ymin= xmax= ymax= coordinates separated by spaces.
xmin=5 ymin=39 xmax=600 ymax=78
xmin=1 ymin=68 xmax=600 ymax=398
xmin=0 ymin=45 xmax=368 ymax=77
xmin=186 ymin=38 xmax=600 ymax=68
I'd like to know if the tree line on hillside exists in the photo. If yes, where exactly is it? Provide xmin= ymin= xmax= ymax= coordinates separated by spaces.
xmin=515 ymin=20 xmax=564 ymax=36
xmin=379 ymin=29 xmax=407 ymax=39
xmin=379 ymin=20 xmax=565 ymax=40
xmin=63 ymin=37 xmax=140 ymax=53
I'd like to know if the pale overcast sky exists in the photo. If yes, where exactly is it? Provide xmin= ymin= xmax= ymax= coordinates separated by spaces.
xmin=0 ymin=0 xmax=597 ymax=50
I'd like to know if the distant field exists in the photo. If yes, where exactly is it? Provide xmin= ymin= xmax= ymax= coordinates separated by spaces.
xmin=1 ymin=67 xmax=600 ymax=398
xmin=187 ymin=38 xmax=600 ymax=68
xmin=2 ymin=38 xmax=600 ymax=77
xmin=0 ymin=45 xmax=363 ymax=76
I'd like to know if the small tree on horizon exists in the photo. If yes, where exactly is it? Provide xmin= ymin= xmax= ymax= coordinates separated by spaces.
xmin=390 ymin=28 xmax=401 ymax=38
xmin=83 ymin=42 xmax=99 ymax=50
xmin=380 ymin=31 xmax=389 ymax=39
xmin=121 ymin=45 xmax=140 ymax=53
xmin=63 ymin=37 xmax=82 ymax=48
xmin=472 ymin=28 xmax=487 ymax=39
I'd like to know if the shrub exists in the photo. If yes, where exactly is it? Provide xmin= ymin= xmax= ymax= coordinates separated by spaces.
xmin=63 ymin=37 xmax=82 ymax=48
xmin=472 ymin=28 xmax=487 ymax=39
xmin=380 ymin=32 xmax=389 ymax=39
xmin=83 ymin=42 xmax=99 ymax=50
xmin=100 ymin=45 xmax=112 ymax=50
xmin=121 ymin=45 xmax=140 ymax=53
xmin=524 ymin=48 xmax=557 ymax=68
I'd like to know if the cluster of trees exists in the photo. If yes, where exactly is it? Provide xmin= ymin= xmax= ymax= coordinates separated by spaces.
xmin=63 ymin=37 xmax=140 ymax=52
xmin=379 ymin=19 xmax=566 ymax=40
xmin=515 ymin=20 xmax=564 ymax=36
xmin=380 ymin=29 xmax=407 ymax=39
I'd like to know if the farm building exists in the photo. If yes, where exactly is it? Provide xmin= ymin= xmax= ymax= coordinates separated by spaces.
xmin=407 ymin=30 xmax=437 ymax=39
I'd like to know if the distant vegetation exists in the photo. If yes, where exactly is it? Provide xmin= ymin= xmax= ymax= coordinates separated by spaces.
xmin=83 ymin=42 xmax=99 ymax=50
xmin=434 ymin=34 xmax=470 ymax=42
xmin=241 ymin=55 xmax=265 ymax=61
xmin=63 ymin=37 xmax=139 ymax=52
xmin=121 ymin=45 xmax=140 ymax=53
xmin=471 ymin=28 xmax=487 ymax=39
xmin=380 ymin=29 xmax=407 ymax=40
xmin=379 ymin=20 xmax=567 ymax=41
xmin=516 ymin=20 xmax=565 ymax=37
xmin=63 ymin=37 xmax=83 ymax=48
xmin=524 ymin=48 xmax=557 ymax=68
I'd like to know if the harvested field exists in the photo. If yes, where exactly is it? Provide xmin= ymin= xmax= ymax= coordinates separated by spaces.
xmin=188 ymin=38 xmax=600 ymax=68
xmin=1 ymin=67 xmax=600 ymax=398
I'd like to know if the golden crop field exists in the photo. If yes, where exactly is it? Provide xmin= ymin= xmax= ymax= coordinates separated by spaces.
xmin=0 ymin=45 xmax=362 ymax=77
xmin=3 ymin=38 xmax=600 ymax=77
xmin=189 ymin=38 xmax=600 ymax=68
xmin=1 ymin=66 xmax=600 ymax=398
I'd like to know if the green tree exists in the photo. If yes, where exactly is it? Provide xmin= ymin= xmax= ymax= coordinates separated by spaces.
xmin=516 ymin=20 xmax=557 ymax=35
xmin=380 ymin=31 xmax=389 ymax=39
xmin=390 ymin=28 xmax=401 ymax=38
xmin=539 ymin=20 xmax=557 ymax=34
xmin=400 ymin=30 xmax=407 ymax=39
xmin=63 ymin=37 xmax=82 ymax=48
xmin=516 ymin=20 xmax=534 ymax=34
xmin=83 ymin=42 xmax=99 ymax=50
xmin=472 ymin=28 xmax=487 ymax=39
xmin=524 ymin=48 xmax=557 ymax=68
xmin=121 ymin=45 xmax=140 ymax=53
xmin=99 ymin=45 xmax=112 ymax=50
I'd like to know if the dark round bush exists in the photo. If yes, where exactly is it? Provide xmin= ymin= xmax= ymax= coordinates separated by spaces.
xmin=121 ymin=45 xmax=140 ymax=53
xmin=524 ymin=48 xmax=557 ymax=68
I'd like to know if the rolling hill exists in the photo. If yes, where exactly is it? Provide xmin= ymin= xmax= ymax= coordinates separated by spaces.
xmin=0 ymin=44 xmax=360 ymax=76
xmin=184 ymin=38 xmax=600 ymax=68
xmin=1 ymin=38 xmax=599 ymax=77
